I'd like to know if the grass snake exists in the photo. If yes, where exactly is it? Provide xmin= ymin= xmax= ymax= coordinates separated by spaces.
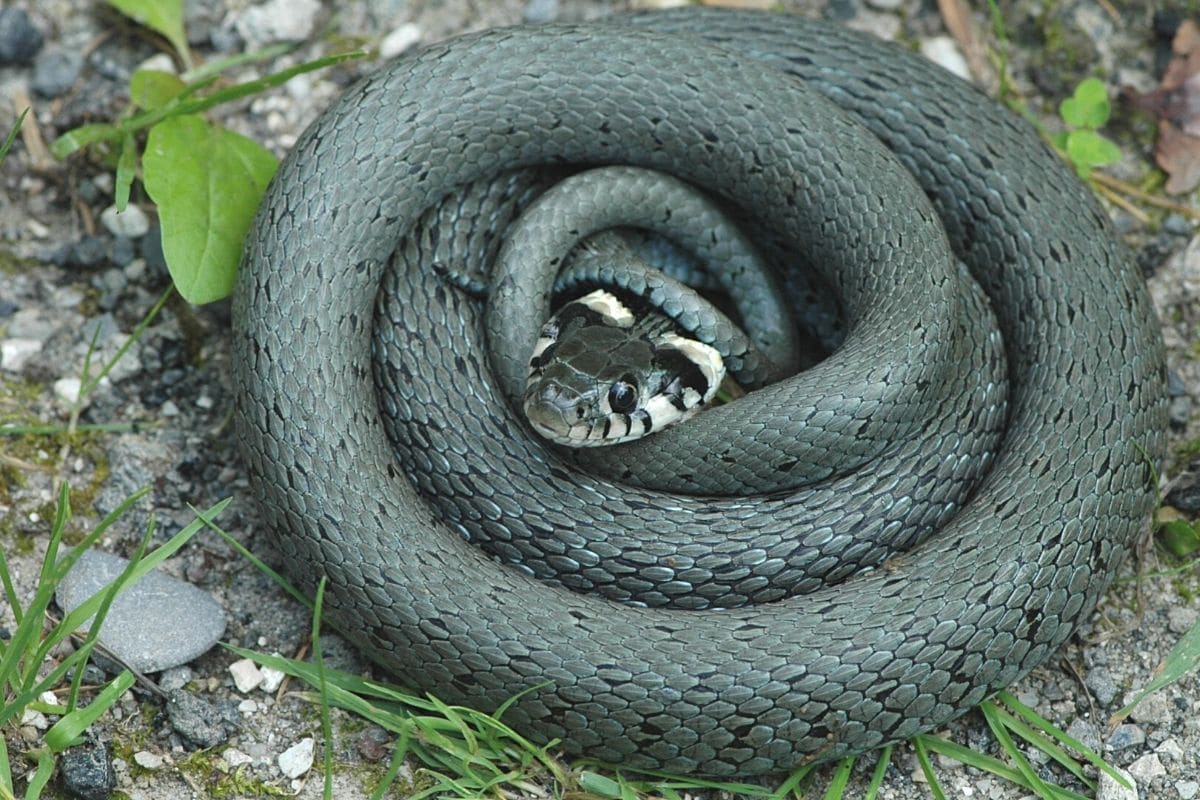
xmin=232 ymin=8 xmax=1169 ymax=775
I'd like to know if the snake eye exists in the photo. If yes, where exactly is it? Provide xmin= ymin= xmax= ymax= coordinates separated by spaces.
xmin=607 ymin=377 xmax=638 ymax=415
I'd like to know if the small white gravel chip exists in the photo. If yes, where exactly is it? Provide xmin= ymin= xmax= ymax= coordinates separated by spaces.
xmin=379 ymin=23 xmax=421 ymax=60
xmin=260 ymin=663 xmax=286 ymax=692
xmin=20 ymin=709 xmax=48 ymax=730
xmin=1178 ymin=779 xmax=1199 ymax=800
xmin=136 ymin=53 xmax=176 ymax=74
xmin=920 ymin=36 xmax=971 ymax=81
xmin=1097 ymin=766 xmax=1137 ymax=800
xmin=1 ymin=338 xmax=42 ymax=371
xmin=277 ymin=737 xmax=314 ymax=778
xmin=133 ymin=750 xmax=164 ymax=770
xmin=53 ymin=377 xmax=83 ymax=405
xmin=1128 ymin=753 xmax=1166 ymax=783
xmin=229 ymin=658 xmax=264 ymax=693
xmin=223 ymin=748 xmax=253 ymax=768
xmin=237 ymin=698 xmax=259 ymax=715
xmin=99 ymin=203 xmax=150 ymax=239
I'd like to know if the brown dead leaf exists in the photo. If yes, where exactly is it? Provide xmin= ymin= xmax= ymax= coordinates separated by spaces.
xmin=1125 ymin=19 xmax=1200 ymax=193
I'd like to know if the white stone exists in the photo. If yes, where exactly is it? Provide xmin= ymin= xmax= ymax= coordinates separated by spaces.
xmin=229 ymin=658 xmax=264 ymax=693
xmin=866 ymin=0 xmax=904 ymax=9
xmin=236 ymin=0 xmax=321 ymax=48
xmin=379 ymin=23 xmax=421 ymax=60
xmin=277 ymin=737 xmax=314 ymax=778
xmin=1097 ymin=766 xmax=1137 ymax=800
xmin=136 ymin=53 xmax=176 ymax=75
xmin=20 ymin=709 xmax=48 ymax=730
xmin=1128 ymin=752 xmax=1166 ymax=782
xmin=133 ymin=750 xmax=164 ymax=769
xmin=921 ymin=36 xmax=971 ymax=81
xmin=53 ymin=377 xmax=83 ymax=405
xmin=260 ymin=663 xmax=286 ymax=692
xmin=1178 ymin=779 xmax=1199 ymax=800
xmin=1 ymin=338 xmax=42 ymax=371
xmin=223 ymin=748 xmax=253 ymax=768
xmin=100 ymin=203 xmax=150 ymax=239
xmin=160 ymin=400 xmax=180 ymax=417
xmin=237 ymin=699 xmax=259 ymax=715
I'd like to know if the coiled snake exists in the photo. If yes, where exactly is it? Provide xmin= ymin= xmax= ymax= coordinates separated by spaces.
xmin=232 ymin=8 xmax=1168 ymax=775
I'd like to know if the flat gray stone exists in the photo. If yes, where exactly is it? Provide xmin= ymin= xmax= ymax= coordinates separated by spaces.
xmin=56 ymin=550 xmax=225 ymax=673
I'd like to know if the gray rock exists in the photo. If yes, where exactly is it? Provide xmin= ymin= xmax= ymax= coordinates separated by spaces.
xmin=166 ymin=689 xmax=235 ymax=748
xmin=235 ymin=0 xmax=321 ymax=48
xmin=1127 ymin=752 xmax=1165 ymax=782
xmin=31 ymin=47 xmax=83 ymax=97
xmin=1085 ymin=664 xmax=1119 ymax=706
xmin=0 ymin=8 xmax=43 ymax=65
xmin=1179 ymin=779 xmax=1199 ymax=800
xmin=55 ymin=549 xmax=226 ymax=673
xmin=58 ymin=740 xmax=115 ymax=800
xmin=1106 ymin=723 xmax=1146 ymax=751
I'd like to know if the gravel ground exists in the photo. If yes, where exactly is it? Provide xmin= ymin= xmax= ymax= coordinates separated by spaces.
xmin=2 ymin=0 xmax=1199 ymax=798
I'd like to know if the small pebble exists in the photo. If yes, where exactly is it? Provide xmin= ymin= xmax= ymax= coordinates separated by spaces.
xmin=277 ymin=737 xmax=314 ymax=778
xmin=1 ymin=339 xmax=42 ymax=371
xmin=229 ymin=658 xmax=264 ymax=693
xmin=379 ymin=23 xmax=421 ymax=60
xmin=31 ymin=47 xmax=83 ymax=97
xmin=1164 ymin=213 xmax=1194 ymax=236
xmin=53 ymin=378 xmax=84 ymax=406
xmin=223 ymin=748 xmax=253 ymax=768
xmin=1127 ymin=752 xmax=1165 ymax=782
xmin=58 ymin=740 xmax=115 ymax=800
xmin=0 ymin=7 xmax=43 ymax=65
xmin=100 ymin=204 xmax=150 ymax=239
xmin=166 ymin=690 xmax=232 ymax=749
xmin=921 ymin=36 xmax=971 ymax=81
xmin=56 ymin=549 xmax=226 ymax=674
xmin=524 ymin=0 xmax=559 ymax=23
xmin=236 ymin=0 xmax=321 ymax=48
xmin=132 ymin=750 xmax=164 ymax=770
xmin=865 ymin=0 xmax=905 ymax=9
xmin=1085 ymin=665 xmax=1119 ymax=706
xmin=260 ymin=663 xmax=286 ymax=692
xmin=1178 ymin=779 xmax=1199 ymax=800
xmin=238 ymin=698 xmax=259 ymax=714
xmin=1167 ymin=480 xmax=1200 ymax=515
xmin=1097 ymin=766 xmax=1137 ymax=800
xmin=1105 ymin=723 xmax=1145 ymax=751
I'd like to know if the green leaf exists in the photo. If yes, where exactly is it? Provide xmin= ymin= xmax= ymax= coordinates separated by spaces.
xmin=143 ymin=115 xmax=277 ymax=303
xmin=1112 ymin=618 xmax=1200 ymax=724
xmin=50 ymin=122 xmax=123 ymax=159
xmin=130 ymin=69 xmax=187 ymax=110
xmin=579 ymin=771 xmax=622 ymax=798
xmin=1064 ymin=129 xmax=1121 ymax=177
xmin=1159 ymin=519 xmax=1200 ymax=557
xmin=107 ymin=0 xmax=190 ymax=67
xmin=1059 ymin=77 xmax=1111 ymax=129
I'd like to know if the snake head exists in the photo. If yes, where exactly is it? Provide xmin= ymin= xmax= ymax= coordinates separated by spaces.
xmin=523 ymin=289 xmax=725 ymax=446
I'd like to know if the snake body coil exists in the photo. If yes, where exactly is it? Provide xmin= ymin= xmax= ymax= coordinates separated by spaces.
xmin=233 ymin=9 xmax=1168 ymax=775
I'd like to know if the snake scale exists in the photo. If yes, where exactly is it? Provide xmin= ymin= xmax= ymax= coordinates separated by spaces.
xmin=231 ymin=7 xmax=1169 ymax=775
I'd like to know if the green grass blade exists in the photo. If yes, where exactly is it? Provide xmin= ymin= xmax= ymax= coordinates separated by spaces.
xmin=822 ymin=756 xmax=854 ymax=799
xmin=864 ymin=745 xmax=892 ymax=800
xmin=367 ymin=743 xmax=409 ymax=800
xmin=981 ymin=702 xmax=1055 ymax=798
xmin=912 ymin=737 xmax=946 ymax=800
xmin=310 ymin=577 xmax=333 ymax=800
xmin=0 ymin=736 xmax=12 ymax=798
xmin=1111 ymin=620 xmax=1200 ymax=725
xmin=0 ymin=108 xmax=27 ymax=163
xmin=44 ymin=671 xmax=135 ymax=752
xmin=21 ymin=748 xmax=55 ymax=800
xmin=995 ymin=692 xmax=1129 ymax=789
xmin=194 ymin=508 xmax=311 ymax=607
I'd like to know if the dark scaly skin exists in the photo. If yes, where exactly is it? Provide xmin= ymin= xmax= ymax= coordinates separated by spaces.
xmin=232 ymin=9 xmax=1168 ymax=776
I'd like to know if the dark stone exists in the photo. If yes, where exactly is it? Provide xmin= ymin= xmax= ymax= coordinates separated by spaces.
xmin=0 ymin=299 xmax=17 ymax=318
xmin=166 ymin=689 xmax=236 ymax=748
xmin=110 ymin=236 xmax=136 ymax=268
xmin=69 ymin=236 xmax=109 ymax=268
xmin=31 ymin=48 xmax=83 ymax=98
xmin=1167 ymin=481 xmax=1200 ymax=515
xmin=0 ymin=8 xmax=44 ymax=66
xmin=1168 ymin=369 xmax=1188 ymax=397
xmin=141 ymin=226 xmax=168 ymax=275
xmin=58 ymin=740 xmax=115 ymax=800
